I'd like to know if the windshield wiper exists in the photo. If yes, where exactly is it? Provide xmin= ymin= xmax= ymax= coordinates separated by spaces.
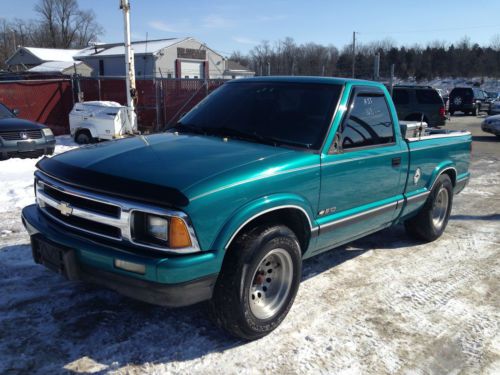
xmin=202 ymin=126 xmax=278 ymax=146
xmin=259 ymin=135 xmax=312 ymax=149
xmin=169 ymin=122 xmax=206 ymax=135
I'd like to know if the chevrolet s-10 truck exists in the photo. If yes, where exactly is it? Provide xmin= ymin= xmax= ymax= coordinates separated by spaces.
xmin=22 ymin=77 xmax=471 ymax=340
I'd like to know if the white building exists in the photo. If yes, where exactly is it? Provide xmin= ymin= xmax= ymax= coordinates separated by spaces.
xmin=74 ymin=37 xmax=254 ymax=79
xmin=6 ymin=47 xmax=82 ymax=71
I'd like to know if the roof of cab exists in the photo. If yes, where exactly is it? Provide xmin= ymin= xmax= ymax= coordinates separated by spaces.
xmin=227 ymin=76 xmax=381 ymax=87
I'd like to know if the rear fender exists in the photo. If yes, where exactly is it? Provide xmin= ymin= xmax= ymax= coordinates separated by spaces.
xmin=427 ymin=162 xmax=457 ymax=191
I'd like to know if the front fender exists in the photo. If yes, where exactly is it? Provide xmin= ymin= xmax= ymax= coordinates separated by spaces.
xmin=211 ymin=193 xmax=317 ymax=252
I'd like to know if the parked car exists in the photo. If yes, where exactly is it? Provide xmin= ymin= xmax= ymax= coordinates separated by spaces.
xmin=488 ymin=99 xmax=500 ymax=116
xmin=448 ymin=87 xmax=490 ymax=116
xmin=481 ymin=114 xmax=500 ymax=137
xmin=0 ymin=103 xmax=55 ymax=160
xmin=391 ymin=85 xmax=447 ymax=126
xmin=22 ymin=77 xmax=471 ymax=340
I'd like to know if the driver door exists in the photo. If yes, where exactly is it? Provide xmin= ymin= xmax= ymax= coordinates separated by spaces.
xmin=315 ymin=86 xmax=407 ymax=252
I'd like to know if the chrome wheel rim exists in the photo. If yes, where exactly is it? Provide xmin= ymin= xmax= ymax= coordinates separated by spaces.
xmin=432 ymin=187 xmax=449 ymax=230
xmin=249 ymin=248 xmax=293 ymax=320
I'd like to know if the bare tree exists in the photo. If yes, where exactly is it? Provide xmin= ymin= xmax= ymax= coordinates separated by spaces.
xmin=33 ymin=0 xmax=103 ymax=48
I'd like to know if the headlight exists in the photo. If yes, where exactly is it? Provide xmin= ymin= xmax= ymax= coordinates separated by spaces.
xmin=132 ymin=212 xmax=192 ymax=249
xmin=42 ymin=128 xmax=53 ymax=137
xmin=147 ymin=215 xmax=169 ymax=241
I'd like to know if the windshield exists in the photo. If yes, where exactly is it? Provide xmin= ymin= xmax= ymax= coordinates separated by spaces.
xmin=174 ymin=81 xmax=342 ymax=150
xmin=0 ymin=103 xmax=14 ymax=120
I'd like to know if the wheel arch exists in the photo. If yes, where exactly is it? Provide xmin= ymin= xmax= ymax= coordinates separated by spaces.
xmin=428 ymin=163 xmax=457 ymax=191
xmin=74 ymin=126 xmax=97 ymax=139
xmin=212 ymin=195 xmax=317 ymax=255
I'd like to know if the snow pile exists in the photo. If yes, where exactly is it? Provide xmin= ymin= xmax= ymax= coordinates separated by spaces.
xmin=0 ymin=135 xmax=78 ymax=213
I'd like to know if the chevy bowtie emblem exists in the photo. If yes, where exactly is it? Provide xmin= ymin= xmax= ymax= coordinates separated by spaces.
xmin=57 ymin=201 xmax=73 ymax=216
xmin=20 ymin=131 xmax=28 ymax=140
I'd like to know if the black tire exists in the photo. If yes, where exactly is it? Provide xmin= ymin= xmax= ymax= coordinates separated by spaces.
xmin=405 ymin=174 xmax=453 ymax=242
xmin=208 ymin=224 xmax=302 ymax=340
xmin=449 ymin=111 xmax=455 ymax=116
xmin=472 ymin=106 xmax=479 ymax=116
xmin=75 ymin=130 xmax=93 ymax=144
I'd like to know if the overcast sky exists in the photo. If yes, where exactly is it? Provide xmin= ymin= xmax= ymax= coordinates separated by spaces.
xmin=3 ymin=0 xmax=500 ymax=55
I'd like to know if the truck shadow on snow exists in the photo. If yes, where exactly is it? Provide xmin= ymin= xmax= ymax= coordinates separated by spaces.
xmin=0 ymin=225 xmax=422 ymax=374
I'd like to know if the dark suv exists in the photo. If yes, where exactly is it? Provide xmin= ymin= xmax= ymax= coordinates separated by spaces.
xmin=391 ymin=86 xmax=446 ymax=127
xmin=448 ymin=87 xmax=490 ymax=116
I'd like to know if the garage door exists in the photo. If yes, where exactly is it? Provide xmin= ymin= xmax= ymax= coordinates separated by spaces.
xmin=180 ymin=61 xmax=204 ymax=79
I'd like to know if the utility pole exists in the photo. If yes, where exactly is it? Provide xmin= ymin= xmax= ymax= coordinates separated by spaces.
xmin=267 ymin=61 xmax=271 ymax=76
xmin=352 ymin=31 xmax=356 ymax=78
xmin=373 ymin=52 xmax=380 ymax=81
xmin=119 ymin=0 xmax=137 ymax=132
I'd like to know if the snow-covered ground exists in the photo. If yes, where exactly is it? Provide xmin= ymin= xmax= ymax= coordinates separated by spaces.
xmin=0 ymin=133 xmax=499 ymax=374
xmin=0 ymin=135 xmax=78 ymax=213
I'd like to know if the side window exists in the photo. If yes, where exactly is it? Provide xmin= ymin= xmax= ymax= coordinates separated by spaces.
xmin=416 ymin=89 xmax=442 ymax=104
xmin=392 ymin=89 xmax=410 ymax=105
xmin=339 ymin=92 xmax=395 ymax=150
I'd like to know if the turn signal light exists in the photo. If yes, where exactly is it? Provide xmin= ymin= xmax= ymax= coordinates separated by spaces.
xmin=169 ymin=217 xmax=192 ymax=248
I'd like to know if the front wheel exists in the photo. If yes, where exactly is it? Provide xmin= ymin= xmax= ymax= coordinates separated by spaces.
xmin=208 ymin=224 xmax=302 ymax=340
xmin=405 ymin=174 xmax=453 ymax=241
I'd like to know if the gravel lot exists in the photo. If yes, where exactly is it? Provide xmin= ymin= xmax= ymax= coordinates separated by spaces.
xmin=0 ymin=116 xmax=498 ymax=374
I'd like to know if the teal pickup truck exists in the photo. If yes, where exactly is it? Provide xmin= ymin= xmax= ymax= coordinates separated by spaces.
xmin=22 ymin=77 xmax=471 ymax=340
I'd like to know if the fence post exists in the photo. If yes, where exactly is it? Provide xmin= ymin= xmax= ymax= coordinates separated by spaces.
xmin=155 ymin=78 xmax=161 ymax=132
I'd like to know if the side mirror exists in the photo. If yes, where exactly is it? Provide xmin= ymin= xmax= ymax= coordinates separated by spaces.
xmin=12 ymin=108 xmax=19 ymax=116
xmin=329 ymin=132 xmax=342 ymax=154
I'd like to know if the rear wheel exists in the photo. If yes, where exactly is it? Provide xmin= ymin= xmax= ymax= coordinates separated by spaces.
xmin=405 ymin=174 xmax=453 ymax=241
xmin=449 ymin=111 xmax=455 ymax=116
xmin=208 ymin=224 xmax=302 ymax=340
xmin=472 ymin=106 xmax=479 ymax=116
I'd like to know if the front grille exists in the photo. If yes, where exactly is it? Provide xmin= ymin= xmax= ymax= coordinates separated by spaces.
xmin=0 ymin=130 xmax=43 ymax=140
xmin=43 ymin=183 xmax=120 ymax=218
xmin=36 ymin=176 xmax=124 ymax=241
xmin=45 ymin=205 xmax=122 ymax=239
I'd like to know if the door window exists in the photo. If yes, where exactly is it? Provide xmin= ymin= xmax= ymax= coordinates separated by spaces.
xmin=338 ymin=92 xmax=395 ymax=150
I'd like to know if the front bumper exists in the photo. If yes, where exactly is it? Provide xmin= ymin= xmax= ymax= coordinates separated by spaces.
xmin=22 ymin=204 xmax=219 ymax=307
xmin=0 ymin=137 xmax=55 ymax=159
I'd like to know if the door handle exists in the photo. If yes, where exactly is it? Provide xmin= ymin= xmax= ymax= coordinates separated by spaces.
xmin=392 ymin=157 xmax=401 ymax=167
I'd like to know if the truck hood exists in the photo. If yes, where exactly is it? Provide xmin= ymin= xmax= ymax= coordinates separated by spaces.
xmin=37 ymin=133 xmax=294 ymax=207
